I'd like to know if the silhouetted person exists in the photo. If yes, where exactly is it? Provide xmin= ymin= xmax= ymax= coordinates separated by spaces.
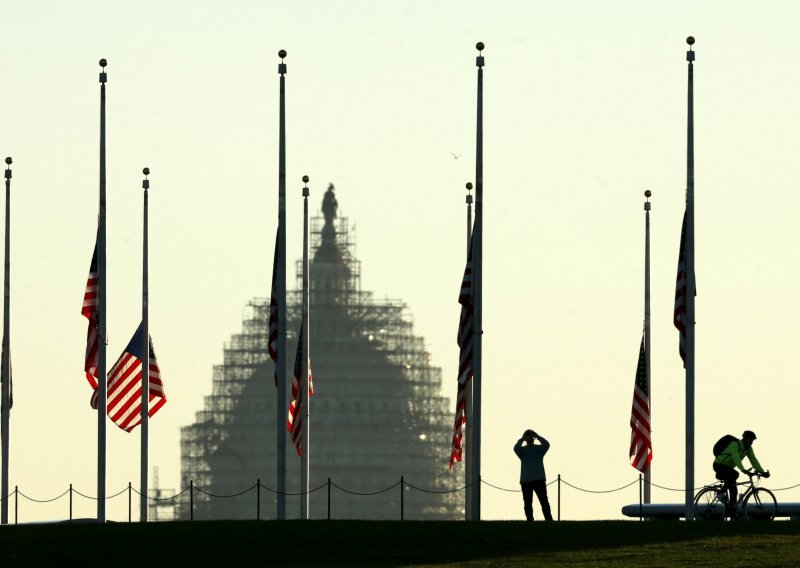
xmin=713 ymin=430 xmax=769 ymax=516
xmin=514 ymin=429 xmax=553 ymax=521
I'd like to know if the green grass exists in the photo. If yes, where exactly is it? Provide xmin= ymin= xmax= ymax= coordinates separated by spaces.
xmin=1 ymin=520 xmax=799 ymax=567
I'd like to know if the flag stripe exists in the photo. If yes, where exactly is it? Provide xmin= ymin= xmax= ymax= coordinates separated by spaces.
xmin=287 ymin=326 xmax=312 ymax=456
xmin=450 ymin=238 xmax=473 ymax=470
xmin=629 ymin=334 xmax=652 ymax=472
xmin=83 ymin=239 xmax=100 ymax=397
xmin=105 ymin=324 xmax=166 ymax=432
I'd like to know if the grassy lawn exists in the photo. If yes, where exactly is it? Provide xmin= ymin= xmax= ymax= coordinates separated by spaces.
xmin=1 ymin=520 xmax=798 ymax=567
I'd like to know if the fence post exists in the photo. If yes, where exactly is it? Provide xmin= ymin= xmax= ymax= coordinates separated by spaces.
xmin=69 ymin=483 xmax=73 ymax=523
xmin=638 ymin=473 xmax=643 ymax=521
xmin=128 ymin=482 xmax=132 ymax=523
xmin=557 ymin=474 xmax=561 ymax=521
xmin=190 ymin=480 xmax=194 ymax=522
xmin=327 ymin=478 xmax=331 ymax=521
xmin=257 ymin=478 xmax=261 ymax=521
xmin=400 ymin=476 xmax=404 ymax=521
xmin=14 ymin=485 xmax=17 ymax=525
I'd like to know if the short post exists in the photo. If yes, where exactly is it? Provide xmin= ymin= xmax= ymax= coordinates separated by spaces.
xmin=128 ymin=482 xmax=132 ymax=522
xmin=69 ymin=484 xmax=73 ymax=522
xmin=557 ymin=474 xmax=561 ymax=521
xmin=638 ymin=474 xmax=643 ymax=521
xmin=327 ymin=478 xmax=331 ymax=520
xmin=256 ymin=478 xmax=261 ymax=521
xmin=400 ymin=476 xmax=404 ymax=521
xmin=190 ymin=480 xmax=194 ymax=522
xmin=14 ymin=485 xmax=17 ymax=525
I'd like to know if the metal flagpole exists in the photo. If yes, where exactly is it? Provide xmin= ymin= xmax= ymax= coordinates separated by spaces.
xmin=464 ymin=181 xmax=473 ymax=521
xmin=1 ymin=157 xmax=11 ymax=525
xmin=300 ymin=175 xmax=310 ymax=520
xmin=471 ymin=42 xmax=484 ymax=521
xmin=97 ymin=58 xmax=108 ymax=523
xmin=684 ymin=36 xmax=697 ymax=521
xmin=643 ymin=190 xmax=652 ymax=505
xmin=276 ymin=49 xmax=288 ymax=521
xmin=140 ymin=168 xmax=150 ymax=522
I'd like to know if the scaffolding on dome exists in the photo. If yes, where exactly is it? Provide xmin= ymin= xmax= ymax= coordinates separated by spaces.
xmin=179 ymin=186 xmax=462 ymax=520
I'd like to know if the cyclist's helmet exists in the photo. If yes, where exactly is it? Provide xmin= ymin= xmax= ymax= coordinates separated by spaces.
xmin=742 ymin=430 xmax=757 ymax=441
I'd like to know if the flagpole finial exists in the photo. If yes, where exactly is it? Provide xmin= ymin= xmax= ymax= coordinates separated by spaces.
xmin=4 ymin=157 xmax=10 ymax=179
xmin=142 ymin=167 xmax=150 ymax=190
xmin=686 ymin=37 xmax=695 ymax=61
xmin=644 ymin=190 xmax=651 ymax=211
xmin=476 ymin=42 xmax=485 ymax=68
xmin=466 ymin=182 xmax=473 ymax=204
xmin=99 ymin=58 xmax=108 ymax=83
xmin=302 ymin=175 xmax=309 ymax=197
xmin=278 ymin=49 xmax=287 ymax=75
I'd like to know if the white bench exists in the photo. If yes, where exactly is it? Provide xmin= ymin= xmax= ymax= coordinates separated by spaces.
xmin=622 ymin=503 xmax=800 ymax=520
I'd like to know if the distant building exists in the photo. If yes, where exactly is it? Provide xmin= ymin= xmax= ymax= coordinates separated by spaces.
xmin=179 ymin=186 xmax=462 ymax=520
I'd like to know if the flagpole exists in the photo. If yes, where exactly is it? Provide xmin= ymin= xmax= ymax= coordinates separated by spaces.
xmin=471 ymin=42 xmax=484 ymax=521
xmin=300 ymin=175 xmax=310 ymax=520
xmin=684 ymin=36 xmax=696 ymax=521
xmin=140 ymin=168 xmax=150 ymax=522
xmin=276 ymin=49 xmax=288 ymax=521
xmin=97 ymin=58 xmax=108 ymax=523
xmin=464 ymin=181 xmax=473 ymax=521
xmin=1 ymin=157 xmax=11 ymax=525
xmin=643 ymin=190 xmax=652 ymax=505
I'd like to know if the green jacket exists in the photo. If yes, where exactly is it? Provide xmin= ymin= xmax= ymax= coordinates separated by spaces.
xmin=714 ymin=439 xmax=764 ymax=473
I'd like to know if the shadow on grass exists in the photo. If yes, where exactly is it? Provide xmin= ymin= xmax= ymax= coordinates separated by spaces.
xmin=1 ymin=520 xmax=798 ymax=567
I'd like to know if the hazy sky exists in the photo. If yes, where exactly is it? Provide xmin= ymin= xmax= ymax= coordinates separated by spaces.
xmin=2 ymin=1 xmax=800 ymax=522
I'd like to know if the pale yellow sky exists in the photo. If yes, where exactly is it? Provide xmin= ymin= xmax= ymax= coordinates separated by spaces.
xmin=2 ymin=1 xmax=799 ymax=521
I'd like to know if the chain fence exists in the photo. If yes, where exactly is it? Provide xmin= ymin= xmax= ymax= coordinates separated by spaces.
xmin=1 ymin=473 xmax=798 ymax=525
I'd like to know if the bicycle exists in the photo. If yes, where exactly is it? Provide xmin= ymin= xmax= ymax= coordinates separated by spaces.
xmin=693 ymin=469 xmax=776 ymax=521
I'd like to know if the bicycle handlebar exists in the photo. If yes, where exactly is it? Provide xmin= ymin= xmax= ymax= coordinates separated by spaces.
xmin=745 ymin=468 xmax=770 ymax=478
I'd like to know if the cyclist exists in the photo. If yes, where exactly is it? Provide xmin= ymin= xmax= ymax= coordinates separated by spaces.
xmin=713 ymin=430 xmax=770 ymax=515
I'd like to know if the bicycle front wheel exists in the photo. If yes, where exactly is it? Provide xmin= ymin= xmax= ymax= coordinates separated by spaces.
xmin=693 ymin=487 xmax=726 ymax=521
xmin=742 ymin=487 xmax=777 ymax=521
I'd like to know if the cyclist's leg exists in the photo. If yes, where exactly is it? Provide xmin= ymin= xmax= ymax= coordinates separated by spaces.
xmin=713 ymin=463 xmax=739 ymax=513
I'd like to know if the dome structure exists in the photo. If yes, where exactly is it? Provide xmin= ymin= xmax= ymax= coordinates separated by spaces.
xmin=179 ymin=187 xmax=461 ymax=519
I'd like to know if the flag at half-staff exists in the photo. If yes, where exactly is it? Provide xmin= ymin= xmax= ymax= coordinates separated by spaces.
xmin=450 ymin=236 xmax=473 ymax=470
xmin=103 ymin=321 xmax=166 ymax=432
xmin=82 ymin=234 xmax=100 ymax=399
xmin=629 ymin=333 xmax=652 ymax=472
xmin=673 ymin=211 xmax=687 ymax=366
xmin=287 ymin=325 xmax=313 ymax=456
xmin=269 ymin=229 xmax=279 ymax=387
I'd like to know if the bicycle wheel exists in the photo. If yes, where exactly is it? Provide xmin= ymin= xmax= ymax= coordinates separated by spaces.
xmin=693 ymin=487 xmax=726 ymax=521
xmin=742 ymin=487 xmax=777 ymax=521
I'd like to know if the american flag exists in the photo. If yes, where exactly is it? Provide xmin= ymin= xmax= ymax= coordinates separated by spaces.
xmin=82 ymin=237 xmax=100 ymax=396
xmin=1 ymin=344 xmax=11 ymax=410
xmin=103 ymin=322 xmax=166 ymax=432
xmin=629 ymin=334 xmax=652 ymax=472
xmin=268 ymin=230 xmax=279 ymax=387
xmin=287 ymin=326 xmax=313 ymax=456
xmin=673 ymin=211 xmax=687 ymax=366
xmin=450 ymin=238 xmax=473 ymax=470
